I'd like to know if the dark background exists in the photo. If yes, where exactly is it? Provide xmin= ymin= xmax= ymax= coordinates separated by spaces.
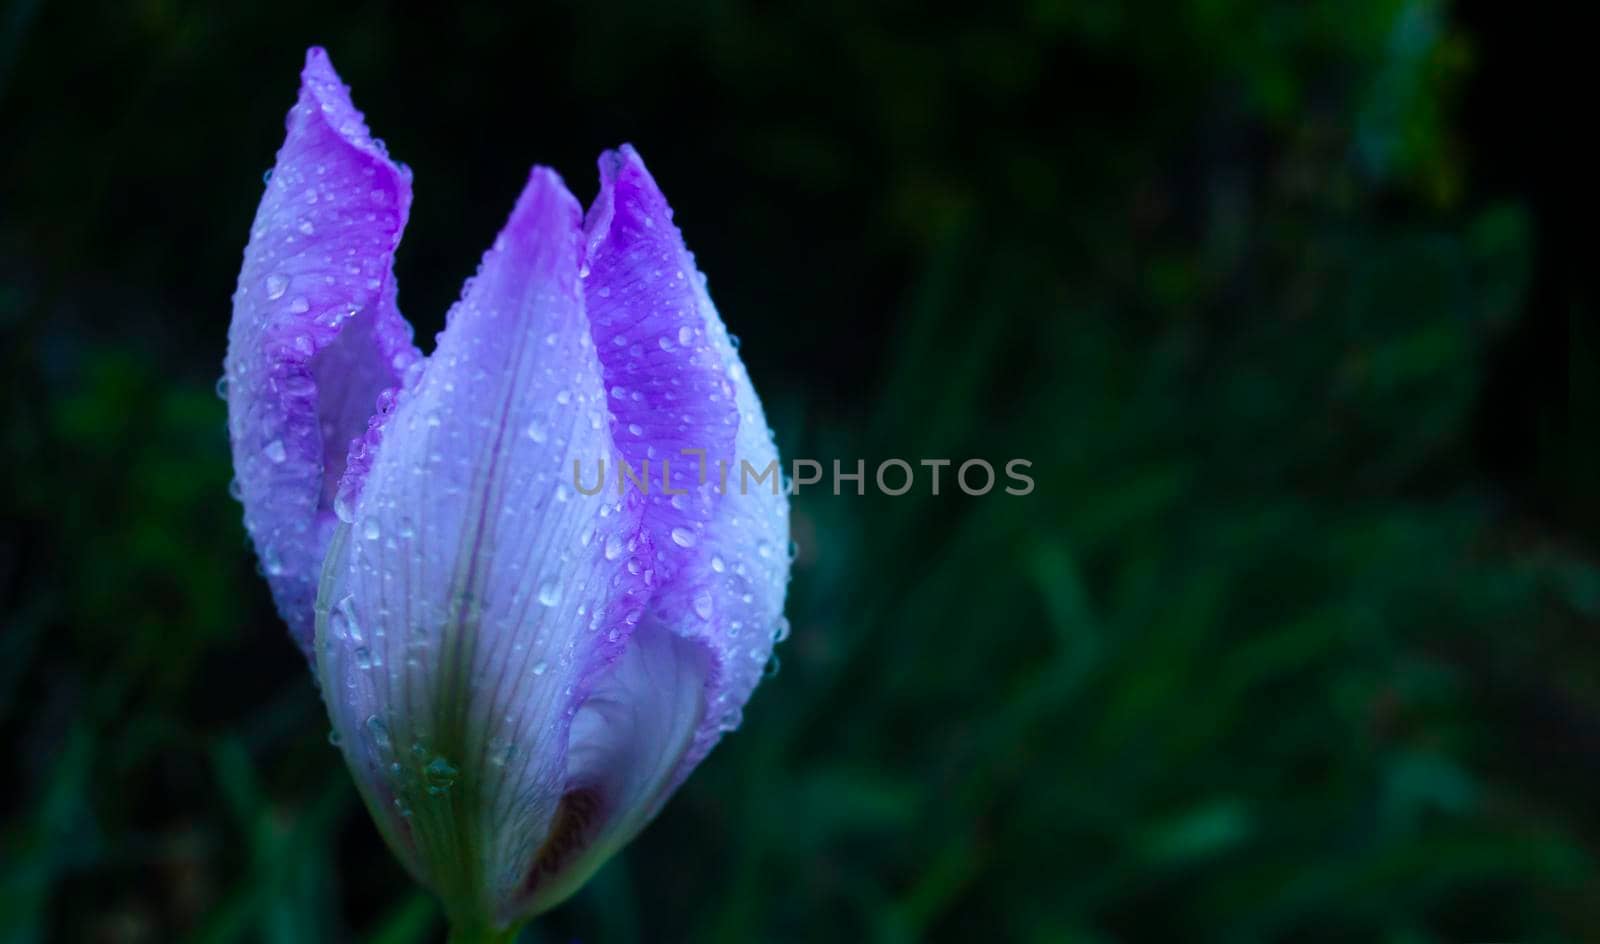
xmin=1 ymin=1 xmax=1595 ymax=941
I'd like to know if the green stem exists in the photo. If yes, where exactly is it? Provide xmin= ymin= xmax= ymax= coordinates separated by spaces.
xmin=446 ymin=921 xmax=524 ymax=944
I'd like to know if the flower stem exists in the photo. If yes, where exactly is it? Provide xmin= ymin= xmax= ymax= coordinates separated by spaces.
xmin=446 ymin=922 xmax=524 ymax=944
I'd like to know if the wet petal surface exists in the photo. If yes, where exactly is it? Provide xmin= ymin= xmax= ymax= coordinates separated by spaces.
xmin=581 ymin=146 xmax=792 ymax=805
xmin=316 ymin=169 xmax=650 ymax=922
xmin=226 ymin=47 xmax=419 ymax=652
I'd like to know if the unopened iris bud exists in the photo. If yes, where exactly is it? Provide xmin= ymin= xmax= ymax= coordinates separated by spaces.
xmin=224 ymin=48 xmax=791 ymax=937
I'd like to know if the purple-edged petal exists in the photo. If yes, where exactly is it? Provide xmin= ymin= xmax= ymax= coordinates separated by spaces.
xmin=583 ymin=145 xmax=741 ymax=558
xmin=535 ymin=147 xmax=790 ymax=891
xmin=315 ymin=168 xmax=652 ymax=928
xmin=226 ymin=47 xmax=419 ymax=653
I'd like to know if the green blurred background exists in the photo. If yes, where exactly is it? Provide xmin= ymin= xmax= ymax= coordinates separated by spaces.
xmin=1 ymin=1 xmax=1594 ymax=941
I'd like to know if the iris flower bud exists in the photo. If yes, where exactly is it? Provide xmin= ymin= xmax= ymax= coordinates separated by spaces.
xmin=224 ymin=48 xmax=790 ymax=936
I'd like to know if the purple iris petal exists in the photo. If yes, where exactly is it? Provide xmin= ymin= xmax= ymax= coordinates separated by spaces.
xmin=229 ymin=49 xmax=790 ymax=931
xmin=225 ymin=48 xmax=420 ymax=653
xmin=318 ymin=167 xmax=659 ymax=919
xmin=575 ymin=142 xmax=791 ymax=815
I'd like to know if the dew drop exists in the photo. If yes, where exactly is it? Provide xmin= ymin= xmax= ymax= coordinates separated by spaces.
xmin=366 ymin=715 xmax=391 ymax=750
xmin=537 ymin=581 xmax=562 ymax=607
xmin=424 ymin=756 xmax=459 ymax=796
xmin=265 ymin=274 xmax=288 ymax=300
xmin=670 ymin=527 xmax=696 ymax=548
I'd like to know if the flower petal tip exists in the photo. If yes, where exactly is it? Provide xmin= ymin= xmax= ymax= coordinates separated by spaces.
xmin=594 ymin=144 xmax=658 ymax=201
xmin=490 ymin=168 xmax=583 ymax=277
xmin=598 ymin=142 xmax=642 ymax=176
xmin=294 ymin=48 xmax=405 ymax=183
xmin=583 ymin=146 xmax=677 ymax=266
xmin=516 ymin=166 xmax=581 ymax=223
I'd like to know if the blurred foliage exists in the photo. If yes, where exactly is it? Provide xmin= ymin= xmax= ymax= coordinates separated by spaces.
xmin=0 ymin=0 xmax=1595 ymax=942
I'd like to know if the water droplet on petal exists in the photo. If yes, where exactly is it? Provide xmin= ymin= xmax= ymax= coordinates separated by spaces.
xmin=366 ymin=715 xmax=391 ymax=751
xmin=670 ymin=527 xmax=696 ymax=548
xmin=424 ymin=756 xmax=459 ymax=796
xmin=265 ymin=274 xmax=288 ymax=300
xmin=537 ymin=581 xmax=562 ymax=607
xmin=264 ymin=439 xmax=288 ymax=463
